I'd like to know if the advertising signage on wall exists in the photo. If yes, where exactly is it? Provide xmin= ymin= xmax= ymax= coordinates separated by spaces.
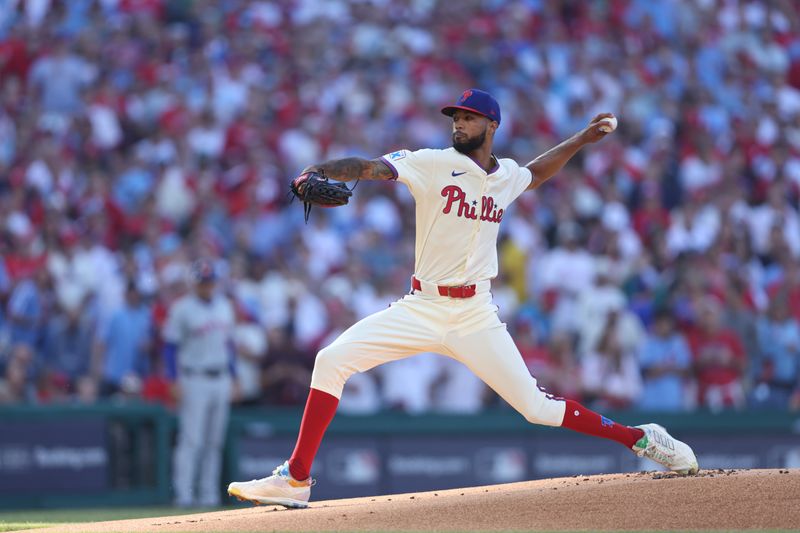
xmin=235 ymin=431 xmax=800 ymax=499
xmin=0 ymin=419 xmax=109 ymax=493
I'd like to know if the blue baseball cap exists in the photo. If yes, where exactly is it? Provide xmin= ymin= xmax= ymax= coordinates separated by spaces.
xmin=441 ymin=89 xmax=501 ymax=125
xmin=191 ymin=259 xmax=216 ymax=283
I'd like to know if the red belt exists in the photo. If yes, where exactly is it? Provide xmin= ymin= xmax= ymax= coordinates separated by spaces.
xmin=411 ymin=276 xmax=477 ymax=298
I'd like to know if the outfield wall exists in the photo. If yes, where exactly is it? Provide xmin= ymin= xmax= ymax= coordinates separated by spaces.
xmin=1 ymin=404 xmax=798 ymax=508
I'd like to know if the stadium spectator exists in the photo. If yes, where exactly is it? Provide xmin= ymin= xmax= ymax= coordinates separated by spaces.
xmin=687 ymin=297 xmax=747 ymax=411
xmin=665 ymin=193 xmax=721 ymax=258
xmin=378 ymin=353 xmax=442 ymax=415
xmin=575 ymin=258 xmax=628 ymax=356
xmin=231 ymin=305 xmax=268 ymax=405
xmin=41 ymin=295 xmax=94 ymax=387
xmin=98 ymin=281 xmax=152 ymax=396
xmin=29 ymin=38 xmax=96 ymax=117
xmin=638 ymin=309 xmax=693 ymax=412
xmin=544 ymin=332 xmax=584 ymax=402
xmin=517 ymin=319 xmax=554 ymax=383
xmin=581 ymin=311 xmax=643 ymax=410
xmin=74 ymin=374 xmax=100 ymax=404
xmin=4 ymin=269 xmax=51 ymax=349
xmin=260 ymin=326 xmax=313 ymax=406
xmin=320 ymin=304 xmax=381 ymax=415
xmin=748 ymin=180 xmax=800 ymax=258
xmin=534 ymin=222 xmax=596 ymax=335
xmin=0 ymin=343 xmax=37 ymax=404
xmin=0 ymin=0 xmax=799 ymax=414
xmin=752 ymin=295 xmax=800 ymax=409
xmin=431 ymin=356 xmax=488 ymax=414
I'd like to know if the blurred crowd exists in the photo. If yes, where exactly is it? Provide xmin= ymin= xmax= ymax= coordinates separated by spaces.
xmin=1 ymin=0 xmax=800 ymax=414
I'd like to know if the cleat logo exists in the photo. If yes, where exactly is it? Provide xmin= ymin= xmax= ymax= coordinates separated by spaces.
xmin=652 ymin=432 xmax=675 ymax=450
xmin=600 ymin=416 xmax=614 ymax=428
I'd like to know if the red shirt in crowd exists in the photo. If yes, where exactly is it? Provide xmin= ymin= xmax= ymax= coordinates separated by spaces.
xmin=686 ymin=327 xmax=746 ymax=407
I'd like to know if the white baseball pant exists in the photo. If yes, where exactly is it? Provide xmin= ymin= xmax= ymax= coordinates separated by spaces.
xmin=310 ymin=283 xmax=567 ymax=426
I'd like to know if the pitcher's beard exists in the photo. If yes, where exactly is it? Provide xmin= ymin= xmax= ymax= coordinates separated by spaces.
xmin=453 ymin=129 xmax=487 ymax=154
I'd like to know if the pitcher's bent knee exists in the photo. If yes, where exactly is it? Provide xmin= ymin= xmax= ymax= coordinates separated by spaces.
xmin=309 ymin=344 xmax=357 ymax=400
xmin=520 ymin=392 xmax=567 ymax=427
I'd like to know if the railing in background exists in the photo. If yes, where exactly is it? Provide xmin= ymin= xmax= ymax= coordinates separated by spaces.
xmin=0 ymin=403 xmax=173 ymax=509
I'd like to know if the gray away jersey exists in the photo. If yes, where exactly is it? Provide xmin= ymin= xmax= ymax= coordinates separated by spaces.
xmin=163 ymin=294 xmax=235 ymax=371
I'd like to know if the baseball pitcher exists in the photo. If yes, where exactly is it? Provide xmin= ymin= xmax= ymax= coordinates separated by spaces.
xmin=228 ymin=89 xmax=698 ymax=508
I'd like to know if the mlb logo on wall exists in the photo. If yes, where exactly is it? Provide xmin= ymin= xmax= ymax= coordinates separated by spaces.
xmin=475 ymin=448 xmax=527 ymax=483
xmin=389 ymin=150 xmax=407 ymax=161
xmin=327 ymin=449 xmax=380 ymax=485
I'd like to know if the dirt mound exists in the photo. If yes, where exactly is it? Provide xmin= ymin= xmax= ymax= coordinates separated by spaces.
xmin=24 ymin=469 xmax=800 ymax=532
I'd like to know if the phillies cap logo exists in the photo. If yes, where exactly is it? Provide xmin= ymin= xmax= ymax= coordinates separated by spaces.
xmin=460 ymin=89 xmax=473 ymax=102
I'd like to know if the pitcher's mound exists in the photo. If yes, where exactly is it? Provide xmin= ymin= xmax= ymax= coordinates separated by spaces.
xmin=27 ymin=469 xmax=800 ymax=532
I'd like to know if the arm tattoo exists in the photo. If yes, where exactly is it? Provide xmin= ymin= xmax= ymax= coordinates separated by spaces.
xmin=312 ymin=157 xmax=394 ymax=182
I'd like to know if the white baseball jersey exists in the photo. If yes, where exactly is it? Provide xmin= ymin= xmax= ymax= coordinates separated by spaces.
xmin=380 ymin=147 xmax=532 ymax=286
xmin=310 ymin=147 xmax=566 ymax=430
xmin=163 ymin=293 xmax=235 ymax=371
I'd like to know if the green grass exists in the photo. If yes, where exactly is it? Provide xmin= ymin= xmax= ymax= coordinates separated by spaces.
xmin=0 ymin=506 xmax=224 ymax=531
xmin=1 ymin=519 xmax=59 ymax=531
xmin=0 ymin=519 xmax=57 ymax=530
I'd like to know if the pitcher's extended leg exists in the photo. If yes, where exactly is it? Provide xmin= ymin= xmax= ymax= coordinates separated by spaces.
xmin=445 ymin=322 xmax=697 ymax=473
xmin=444 ymin=323 xmax=642 ymax=446
xmin=561 ymin=399 xmax=642 ymax=448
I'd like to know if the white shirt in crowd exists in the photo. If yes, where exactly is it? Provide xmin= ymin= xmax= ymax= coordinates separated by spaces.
xmin=378 ymin=353 xmax=441 ymax=414
xmin=533 ymin=245 xmax=597 ymax=296
xmin=665 ymin=204 xmax=720 ymax=257
xmin=233 ymin=322 xmax=267 ymax=401
xmin=432 ymin=357 xmax=487 ymax=414
xmin=581 ymin=349 xmax=643 ymax=405
xmin=747 ymin=203 xmax=800 ymax=257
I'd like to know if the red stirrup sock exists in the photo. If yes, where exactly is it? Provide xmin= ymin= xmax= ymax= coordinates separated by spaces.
xmin=288 ymin=388 xmax=339 ymax=481
xmin=560 ymin=399 xmax=644 ymax=449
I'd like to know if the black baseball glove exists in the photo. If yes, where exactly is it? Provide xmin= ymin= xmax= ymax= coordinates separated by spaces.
xmin=289 ymin=170 xmax=355 ymax=222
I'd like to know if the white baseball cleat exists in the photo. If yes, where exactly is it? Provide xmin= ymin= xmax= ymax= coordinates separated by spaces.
xmin=227 ymin=461 xmax=313 ymax=508
xmin=632 ymin=423 xmax=699 ymax=475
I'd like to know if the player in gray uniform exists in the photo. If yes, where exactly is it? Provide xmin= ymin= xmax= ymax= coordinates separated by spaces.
xmin=163 ymin=259 xmax=236 ymax=507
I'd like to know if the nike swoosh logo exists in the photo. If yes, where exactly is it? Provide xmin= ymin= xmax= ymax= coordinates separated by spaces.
xmin=451 ymin=171 xmax=467 ymax=176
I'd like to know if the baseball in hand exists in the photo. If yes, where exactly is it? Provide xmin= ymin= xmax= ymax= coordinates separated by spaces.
xmin=598 ymin=115 xmax=618 ymax=133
